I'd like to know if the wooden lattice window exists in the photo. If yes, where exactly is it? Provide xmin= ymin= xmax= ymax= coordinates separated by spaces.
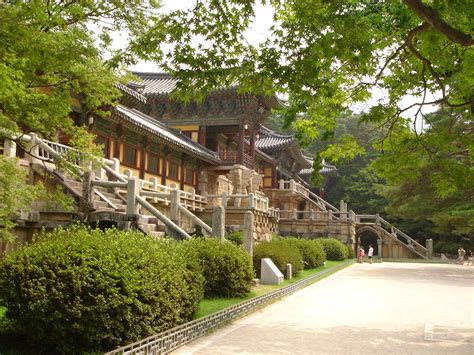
xmin=147 ymin=153 xmax=160 ymax=174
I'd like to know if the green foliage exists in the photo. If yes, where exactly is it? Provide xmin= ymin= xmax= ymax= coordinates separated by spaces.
xmin=253 ymin=241 xmax=304 ymax=277
xmin=372 ymin=110 xmax=474 ymax=237
xmin=227 ymin=231 xmax=244 ymax=245
xmin=345 ymin=244 xmax=355 ymax=259
xmin=0 ymin=225 xmax=203 ymax=353
xmin=181 ymin=238 xmax=254 ymax=298
xmin=155 ymin=1 xmax=473 ymax=166
xmin=281 ymin=238 xmax=326 ymax=269
xmin=315 ymin=238 xmax=347 ymax=261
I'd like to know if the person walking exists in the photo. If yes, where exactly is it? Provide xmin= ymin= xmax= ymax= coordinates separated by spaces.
xmin=458 ymin=247 xmax=466 ymax=265
xmin=358 ymin=247 xmax=365 ymax=263
xmin=368 ymin=245 xmax=374 ymax=264
xmin=466 ymin=249 xmax=472 ymax=266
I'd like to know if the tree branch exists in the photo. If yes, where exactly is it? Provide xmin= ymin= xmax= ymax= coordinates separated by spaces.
xmin=402 ymin=0 xmax=473 ymax=46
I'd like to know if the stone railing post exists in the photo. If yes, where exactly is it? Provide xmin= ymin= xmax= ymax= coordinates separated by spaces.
xmin=309 ymin=209 xmax=315 ymax=221
xmin=82 ymin=171 xmax=95 ymax=212
xmin=279 ymin=179 xmax=285 ymax=189
xmin=26 ymin=133 xmax=41 ymax=164
xmin=426 ymin=238 xmax=433 ymax=259
xmin=150 ymin=177 xmax=159 ymax=202
xmin=248 ymin=193 xmax=255 ymax=209
xmin=126 ymin=177 xmax=140 ymax=215
xmin=221 ymin=191 xmax=228 ymax=208
xmin=112 ymin=158 xmax=120 ymax=174
xmin=376 ymin=213 xmax=381 ymax=226
xmin=244 ymin=210 xmax=255 ymax=257
xmin=4 ymin=139 xmax=16 ymax=158
xmin=289 ymin=179 xmax=296 ymax=191
xmin=212 ymin=204 xmax=225 ymax=241
xmin=170 ymin=188 xmax=180 ymax=225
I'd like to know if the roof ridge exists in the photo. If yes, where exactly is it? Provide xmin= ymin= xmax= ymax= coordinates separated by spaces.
xmin=259 ymin=125 xmax=295 ymax=139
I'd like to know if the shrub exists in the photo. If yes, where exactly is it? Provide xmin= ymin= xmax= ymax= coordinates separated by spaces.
xmin=253 ymin=241 xmax=304 ymax=277
xmin=315 ymin=238 xmax=347 ymax=260
xmin=282 ymin=238 xmax=326 ymax=269
xmin=0 ymin=225 xmax=204 ymax=353
xmin=227 ymin=231 xmax=244 ymax=245
xmin=181 ymin=238 xmax=254 ymax=298
xmin=345 ymin=244 xmax=355 ymax=259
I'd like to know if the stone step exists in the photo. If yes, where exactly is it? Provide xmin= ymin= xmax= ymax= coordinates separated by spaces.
xmin=64 ymin=179 xmax=83 ymax=189
xmin=92 ymin=195 xmax=126 ymax=207
xmin=95 ymin=207 xmax=116 ymax=213
xmin=139 ymin=223 xmax=157 ymax=233
xmin=137 ymin=215 xmax=159 ymax=225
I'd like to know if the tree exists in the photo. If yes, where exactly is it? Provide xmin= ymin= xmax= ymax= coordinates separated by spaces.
xmin=0 ymin=1 xmax=162 ymax=239
xmin=151 ymin=0 xmax=472 ymax=153
xmin=372 ymin=109 xmax=474 ymax=238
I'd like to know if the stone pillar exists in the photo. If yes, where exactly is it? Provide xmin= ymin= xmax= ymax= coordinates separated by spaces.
xmin=112 ymin=158 xmax=120 ymax=174
xmin=426 ymin=238 xmax=433 ymax=259
xmin=26 ymin=133 xmax=41 ymax=164
xmin=126 ymin=177 xmax=140 ymax=215
xmin=4 ymin=139 xmax=16 ymax=157
xmin=82 ymin=171 xmax=95 ymax=212
xmin=377 ymin=238 xmax=382 ymax=259
xmin=244 ymin=210 xmax=254 ymax=257
xmin=279 ymin=179 xmax=285 ymax=189
xmin=212 ymin=204 xmax=225 ymax=241
xmin=170 ymin=188 xmax=180 ymax=225
xmin=286 ymin=264 xmax=292 ymax=280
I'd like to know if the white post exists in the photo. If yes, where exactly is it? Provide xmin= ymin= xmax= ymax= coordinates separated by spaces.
xmin=279 ymin=179 xmax=285 ymax=189
xmin=244 ymin=210 xmax=254 ymax=257
xmin=212 ymin=204 xmax=226 ymax=241
xmin=289 ymin=179 xmax=296 ymax=191
xmin=126 ymin=177 xmax=140 ymax=215
xmin=170 ymin=188 xmax=180 ymax=225
xmin=112 ymin=158 xmax=120 ymax=174
xmin=27 ymin=133 xmax=40 ymax=164
xmin=248 ymin=193 xmax=255 ymax=209
xmin=222 ymin=191 xmax=228 ymax=208
xmin=4 ymin=139 xmax=16 ymax=158
xmin=309 ymin=209 xmax=315 ymax=221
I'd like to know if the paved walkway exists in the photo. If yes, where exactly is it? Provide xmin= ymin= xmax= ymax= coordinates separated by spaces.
xmin=173 ymin=263 xmax=474 ymax=354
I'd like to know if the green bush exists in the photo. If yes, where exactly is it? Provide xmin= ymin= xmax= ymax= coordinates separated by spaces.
xmin=0 ymin=225 xmax=204 ymax=353
xmin=227 ymin=231 xmax=244 ymax=245
xmin=181 ymin=238 xmax=254 ymax=298
xmin=345 ymin=244 xmax=355 ymax=259
xmin=282 ymin=238 xmax=326 ymax=269
xmin=315 ymin=238 xmax=347 ymax=260
xmin=253 ymin=241 xmax=304 ymax=277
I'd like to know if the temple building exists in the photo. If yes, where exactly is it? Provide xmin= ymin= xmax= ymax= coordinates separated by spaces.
xmin=0 ymin=72 xmax=430 ymax=260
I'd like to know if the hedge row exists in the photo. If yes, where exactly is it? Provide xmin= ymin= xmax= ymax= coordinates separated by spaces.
xmin=253 ymin=237 xmax=350 ymax=277
xmin=0 ymin=226 xmax=253 ymax=353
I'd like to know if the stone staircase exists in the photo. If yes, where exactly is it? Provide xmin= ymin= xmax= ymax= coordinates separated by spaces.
xmin=62 ymin=176 xmax=166 ymax=239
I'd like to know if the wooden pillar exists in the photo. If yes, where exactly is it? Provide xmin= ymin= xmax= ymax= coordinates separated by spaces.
xmin=161 ymin=147 xmax=170 ymax=186
xmin=237 ymin=121 xmax=245 ymax=164
xmin=249 ymin=125 xmax=256 ymax=166
xmin=114 ymin=124 xmax=123 ymax=160
xmin=180 ymin=154 xmax=185 ymax=190
xmin=139 ymin=136 xmax=148 ymax=180
xmin=198 ymin=125 xmax=206 ymax=146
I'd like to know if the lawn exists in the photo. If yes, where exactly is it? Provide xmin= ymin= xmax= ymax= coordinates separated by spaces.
xmin=194 ymin=259 xmax=351 ymax=319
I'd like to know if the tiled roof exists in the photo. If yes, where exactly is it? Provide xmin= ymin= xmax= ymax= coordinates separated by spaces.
xmin=255 ymin=126 xmax=296 ymax=153
xmin=131 ymin=72 xmax=178 ymax=96
xmin=299 ymin=162 xmax=337 ymax=176
xmin=112 ymin=105 xmax=221 ymax=164
xmin=115 ymin=82 xmax=148 ymax=104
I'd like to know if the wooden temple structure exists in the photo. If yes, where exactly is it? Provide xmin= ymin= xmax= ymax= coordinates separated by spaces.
xmin=1 ymin=72 xmax=431 ymax=259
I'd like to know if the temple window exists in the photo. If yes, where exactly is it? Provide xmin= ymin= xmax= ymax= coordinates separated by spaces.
xmin=146 ymin=153 xmax=160 ymax=174
xmin=167 ymin=161 xmax=179 ymax=180
xmin=123 ymin=144 xmax=138 ymax=168
xmin=184 ymin=167 xmax=195 ymax=185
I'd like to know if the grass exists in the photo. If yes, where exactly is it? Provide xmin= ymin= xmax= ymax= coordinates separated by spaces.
xmin=194 ymin=259 xmax=351 ymax=319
